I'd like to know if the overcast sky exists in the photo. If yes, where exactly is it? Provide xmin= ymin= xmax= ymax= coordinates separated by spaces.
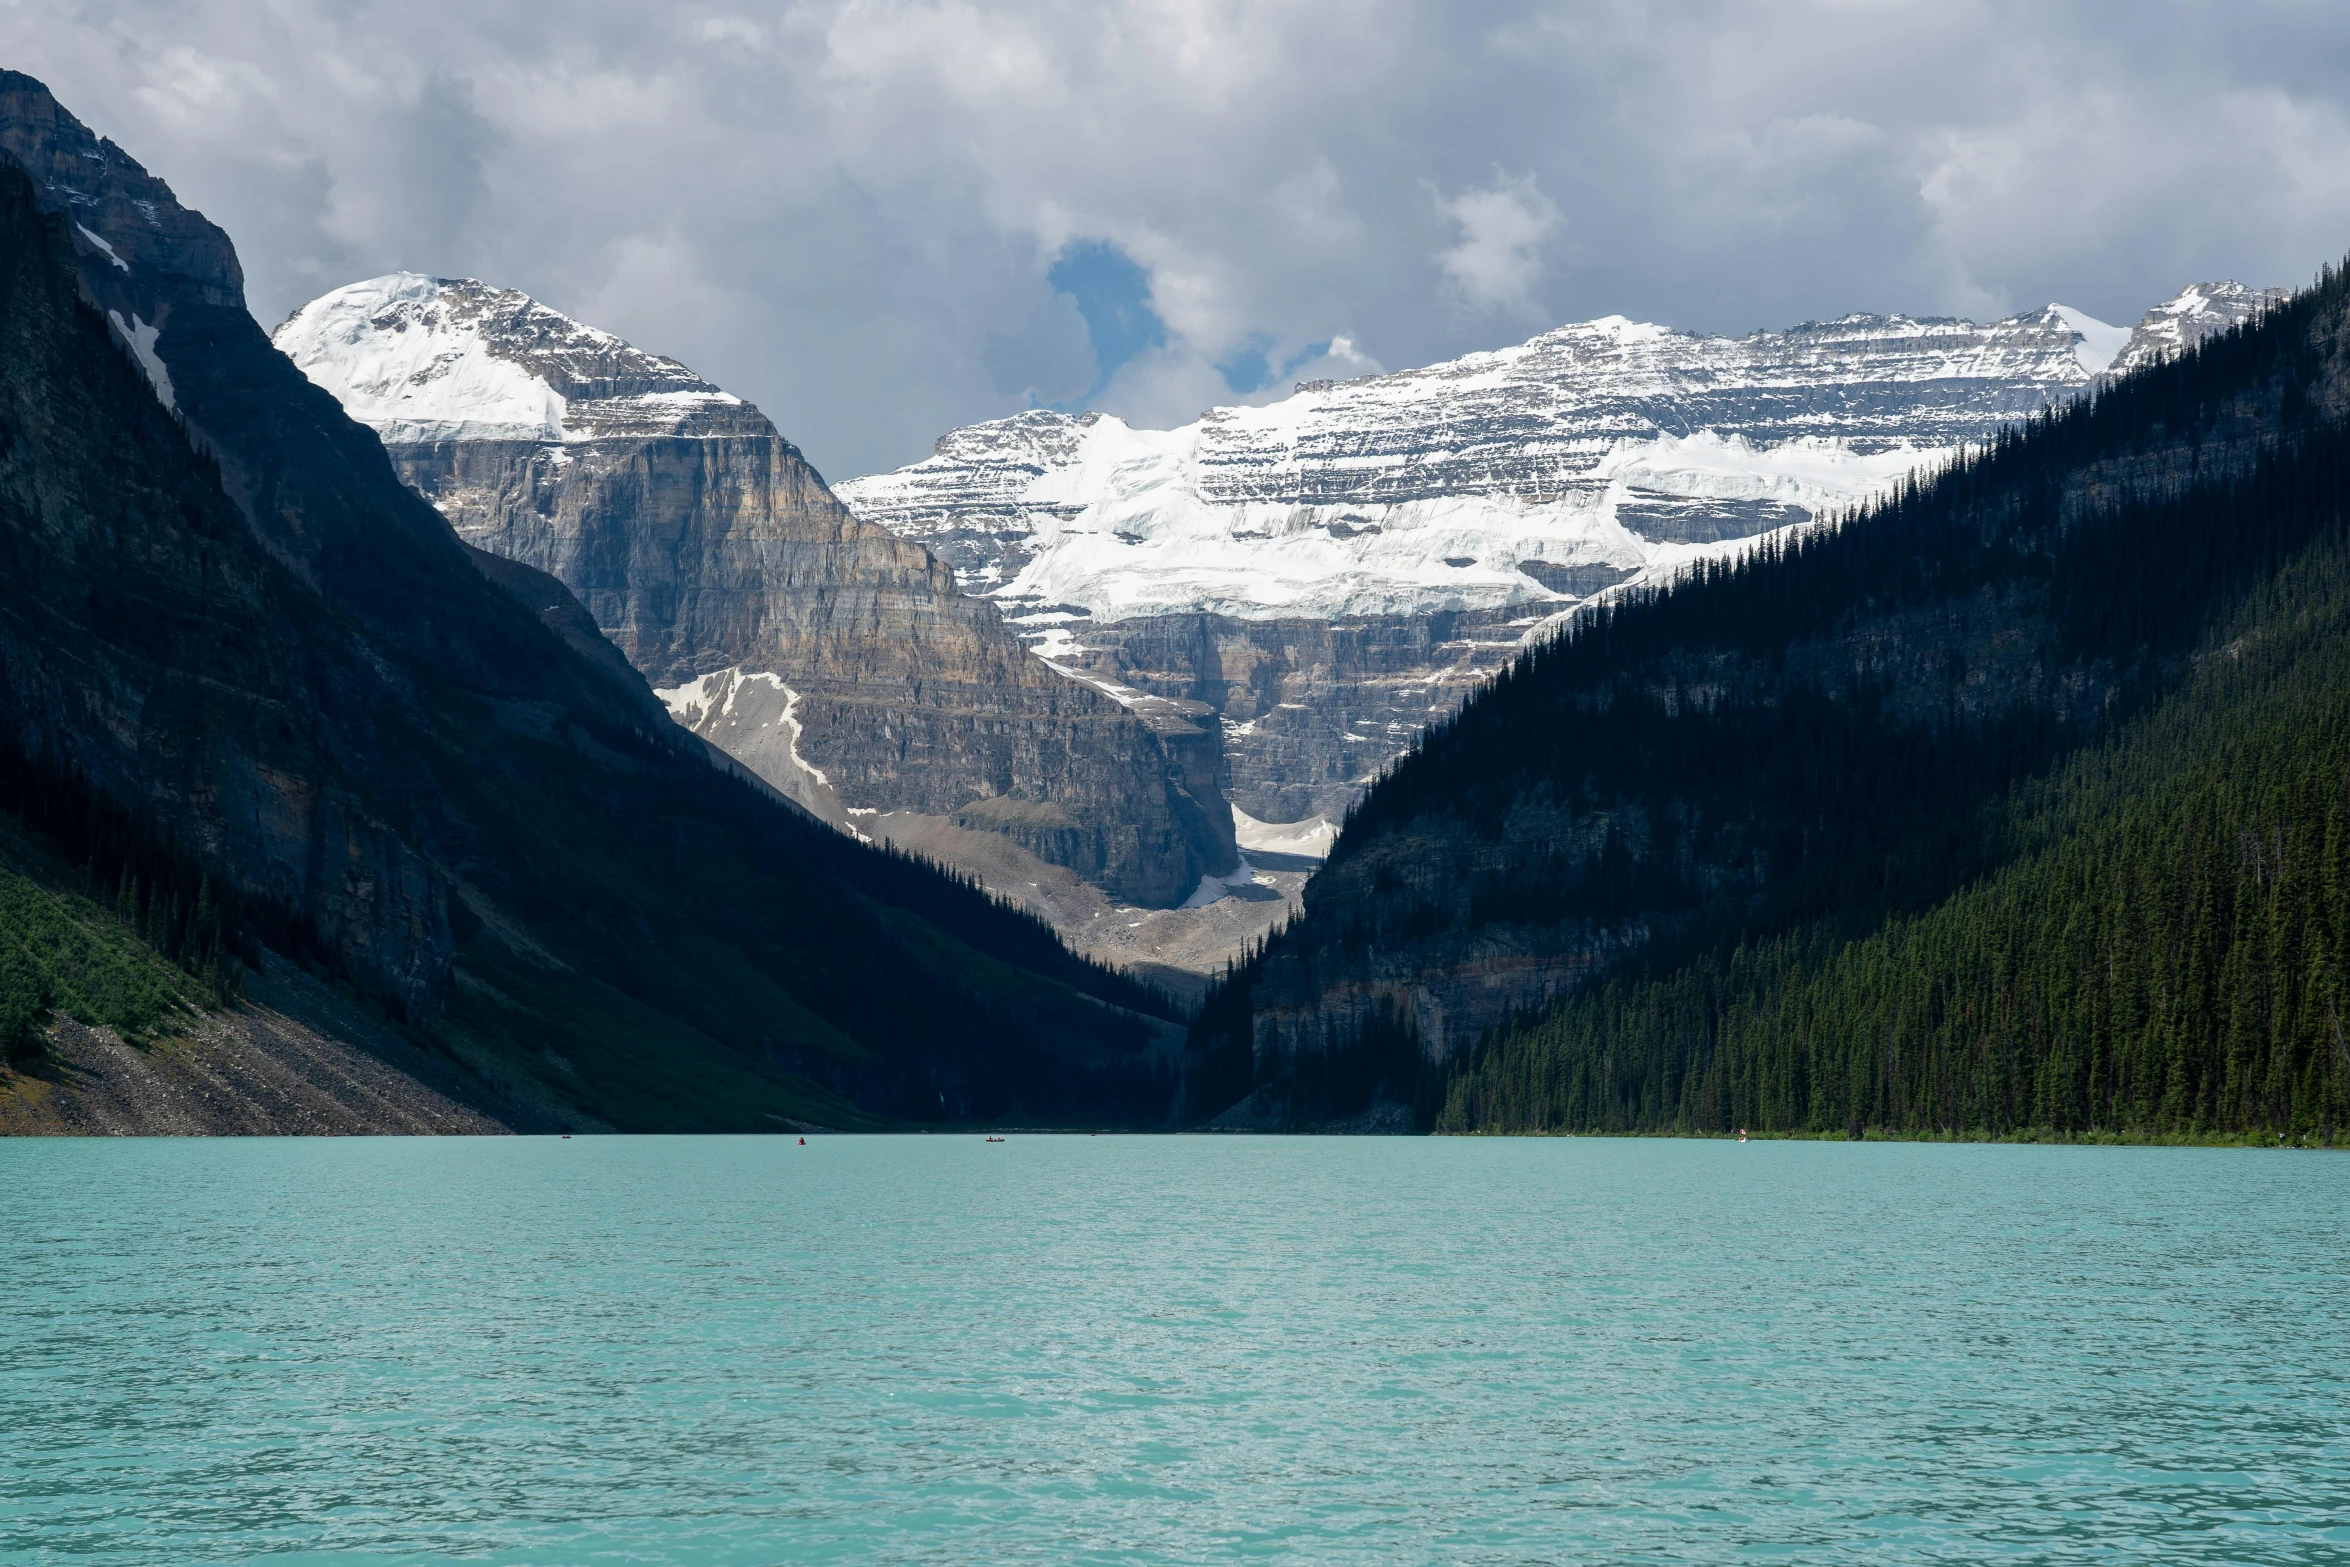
xmin=5 ymin=2 xmax=2348 ymax=479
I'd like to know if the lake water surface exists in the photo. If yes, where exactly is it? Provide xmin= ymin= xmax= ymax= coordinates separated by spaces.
xmin=2 ymin=1136 xmax=2344 ymax=1564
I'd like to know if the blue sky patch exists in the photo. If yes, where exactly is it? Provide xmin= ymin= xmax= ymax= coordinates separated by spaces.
xmin=1220 ymin=337 xmax=1337 ymax=396
xmin=1049 ymin=240 xmax=1165 ymax=398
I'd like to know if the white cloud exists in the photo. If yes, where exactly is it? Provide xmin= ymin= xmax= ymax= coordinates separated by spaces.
xmin=1282 ymin=334 xmax=1384 ymax=388
xmin=1437 ymin=173 xmax=1560 ymax=317
xmin=1093 ymin=331 xmax=1384 ymax=431
xmin=3 ymin=2 xmax=2348 ymax=478
xmin=1092 ymin=342 xmax=1239 ymax=431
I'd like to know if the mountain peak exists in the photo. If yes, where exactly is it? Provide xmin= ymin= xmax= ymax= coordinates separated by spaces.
xmin=274 ymin=273 xmax=744 ymax=446
xmin=0 ymin=69 xmax=244 ymax=308
xmin=2046 ymin=304 xmax=2132 ymax=374
xmin=2111 ymin=280 xmax=2290 ymax=377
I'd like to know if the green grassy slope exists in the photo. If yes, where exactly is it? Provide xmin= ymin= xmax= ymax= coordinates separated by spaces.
xmin=0 ymin=817 xmax=213 ymax=1065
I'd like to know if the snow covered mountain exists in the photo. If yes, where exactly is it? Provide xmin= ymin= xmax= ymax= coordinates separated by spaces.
xmin=837 ymin=283 xmax=2283 ymax=827
xmin=275 ymin=274 xmax=1238 ymax=909
xmin=2110 ymin=281 xmax=2292 ymax=376
xmin=840 ymin=290 xmax=2278 ymax=625
xmin=272 ymin=271 xmax=743 ymax=447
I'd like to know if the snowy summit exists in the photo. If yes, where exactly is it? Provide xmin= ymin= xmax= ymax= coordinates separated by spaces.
xmin=274 ymin=272 xmax=743 ymax=447
xmin=837 ymin=285 xmax=2281 ymax=627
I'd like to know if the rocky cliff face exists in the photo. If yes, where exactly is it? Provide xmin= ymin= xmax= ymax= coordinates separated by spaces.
xmin=840 ymin=289 xmax=2283 ymax=838
xmin=0 ymin=71 xmax=1181 ymax=1132
xmin=274 ymin=276 xmax=1235 ymax=907
xmin=1039 ymin=609 xmax=1524 ymax=825
xmin=2109 ymin=281 xmax=2292 ymax=376
xmin=0 ymin=78 xmax=506 ymax=1012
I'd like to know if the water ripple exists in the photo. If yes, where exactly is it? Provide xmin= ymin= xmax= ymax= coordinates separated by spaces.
xmin=1 ymin=1137 xmax=2344 ymax=1564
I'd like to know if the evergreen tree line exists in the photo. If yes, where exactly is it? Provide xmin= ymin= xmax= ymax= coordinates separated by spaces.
xmin=1180 ymin=976 xmax=1441 ymax=1128
xmin=0 ymin=735 xmax=337 ymax=1062
xmin=1343 ymin=265 xmax=2348 ymax=858
xmin=0 ymin=737 xmax=263 ymax=998
xmin=1439 ymin=533 xmax=2350 ymax=1142
xmin=1185 ymin=260 xmax=2350 ymax=1135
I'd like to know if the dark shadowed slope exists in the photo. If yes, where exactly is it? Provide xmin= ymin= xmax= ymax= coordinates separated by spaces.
xmin=0 ymin=73 xmax=1174 ymax=1133
xmin=1440 ymin=531 xmax=2350 ymax=1141
xmin=1188 ymin=261 xmax=2350 ymax=1140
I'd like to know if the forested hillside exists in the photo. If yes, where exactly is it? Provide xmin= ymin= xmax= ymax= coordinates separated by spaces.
xmin=0 ymin=743 xmax=242 ymax=1066
xmin=1187 ymin=261 xmax=2350 ymax=1142
xmin=1443 ymin=532 xmax=2350 ymax=1140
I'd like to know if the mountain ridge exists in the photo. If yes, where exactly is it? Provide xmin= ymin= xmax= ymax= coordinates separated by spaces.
xmin=1180 ymin=260 xmax=2350 ymax=1136
xmin=839 ymin=289 xmax=2285 ymax=625
xmin=838 ymin=283 xmax=2286 ymax=837
xmin=0 ymin=69 xmax=1178 ymax=1133
xmin=274 ymin=272 xmax=1239 ymax=909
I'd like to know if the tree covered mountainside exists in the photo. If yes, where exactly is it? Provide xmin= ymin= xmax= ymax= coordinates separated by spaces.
xmin=0 ymin=77 xmax=1176 ymax=1133
xmin=1186 ymin=261 xmax=2350 ymax=1142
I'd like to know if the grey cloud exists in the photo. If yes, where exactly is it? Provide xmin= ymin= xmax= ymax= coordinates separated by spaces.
xmin=3 ymin=1 xmax=2347 ymax=478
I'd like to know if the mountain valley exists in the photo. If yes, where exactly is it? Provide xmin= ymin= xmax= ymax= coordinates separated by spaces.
xmin=0 ymin=62 xmax=2333 ymax=1145
xmin=272 ymin=275 xmax=1237 ymax=912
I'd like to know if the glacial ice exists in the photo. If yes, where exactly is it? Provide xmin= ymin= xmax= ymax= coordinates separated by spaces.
xmin=838 ymin=291 xmax=2254 ymax=626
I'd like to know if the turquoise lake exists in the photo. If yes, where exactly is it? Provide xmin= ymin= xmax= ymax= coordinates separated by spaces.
xmin=2 ymin=1137 xmax=2344 ymax=1564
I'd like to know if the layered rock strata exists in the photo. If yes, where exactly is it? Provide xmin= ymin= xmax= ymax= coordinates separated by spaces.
xmin=1192 ymin=277 xmax=2349 ymax=1099
xmin=275 ymin=276 xmax=1235 ymax=906
xmin=1038 ymin=609 xmax=1528 ymax=825
xmin=840 ymin=286 xmax=2285 ymax=837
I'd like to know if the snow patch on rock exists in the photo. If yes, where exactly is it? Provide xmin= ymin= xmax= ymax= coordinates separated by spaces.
xmin=1233 ymin=806 xmax=1337 ymax=859
xmin=76 ymin=223 xmax=128 ymax=272
xmin=1181 ymin=858 xmax=1272 ymax=908
xmin=107 ymin=310 xmax=173 ymax=411
xmin=656 ymin=667 xmax=833 ymax=792
xmin=838 ymin=297 xmax=2200 ymax=624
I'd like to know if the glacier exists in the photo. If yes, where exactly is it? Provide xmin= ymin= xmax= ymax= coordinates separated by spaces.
xmin=838 ymin=287 xmax=2287 ymax=629
xmin=837 ymin=283 xmax=2289 ymax=832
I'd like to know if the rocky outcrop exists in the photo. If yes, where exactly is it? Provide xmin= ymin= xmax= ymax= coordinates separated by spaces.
xmin=1043 ymin=609 xmax=1527 ymax=824
xmin=839 ymin=286 xmax=2284 ymax=834
xmin=274 ymin=276 xmax=1235 ymax=907
xmin=2109 ymin=281 xmax=2292 ymax=376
